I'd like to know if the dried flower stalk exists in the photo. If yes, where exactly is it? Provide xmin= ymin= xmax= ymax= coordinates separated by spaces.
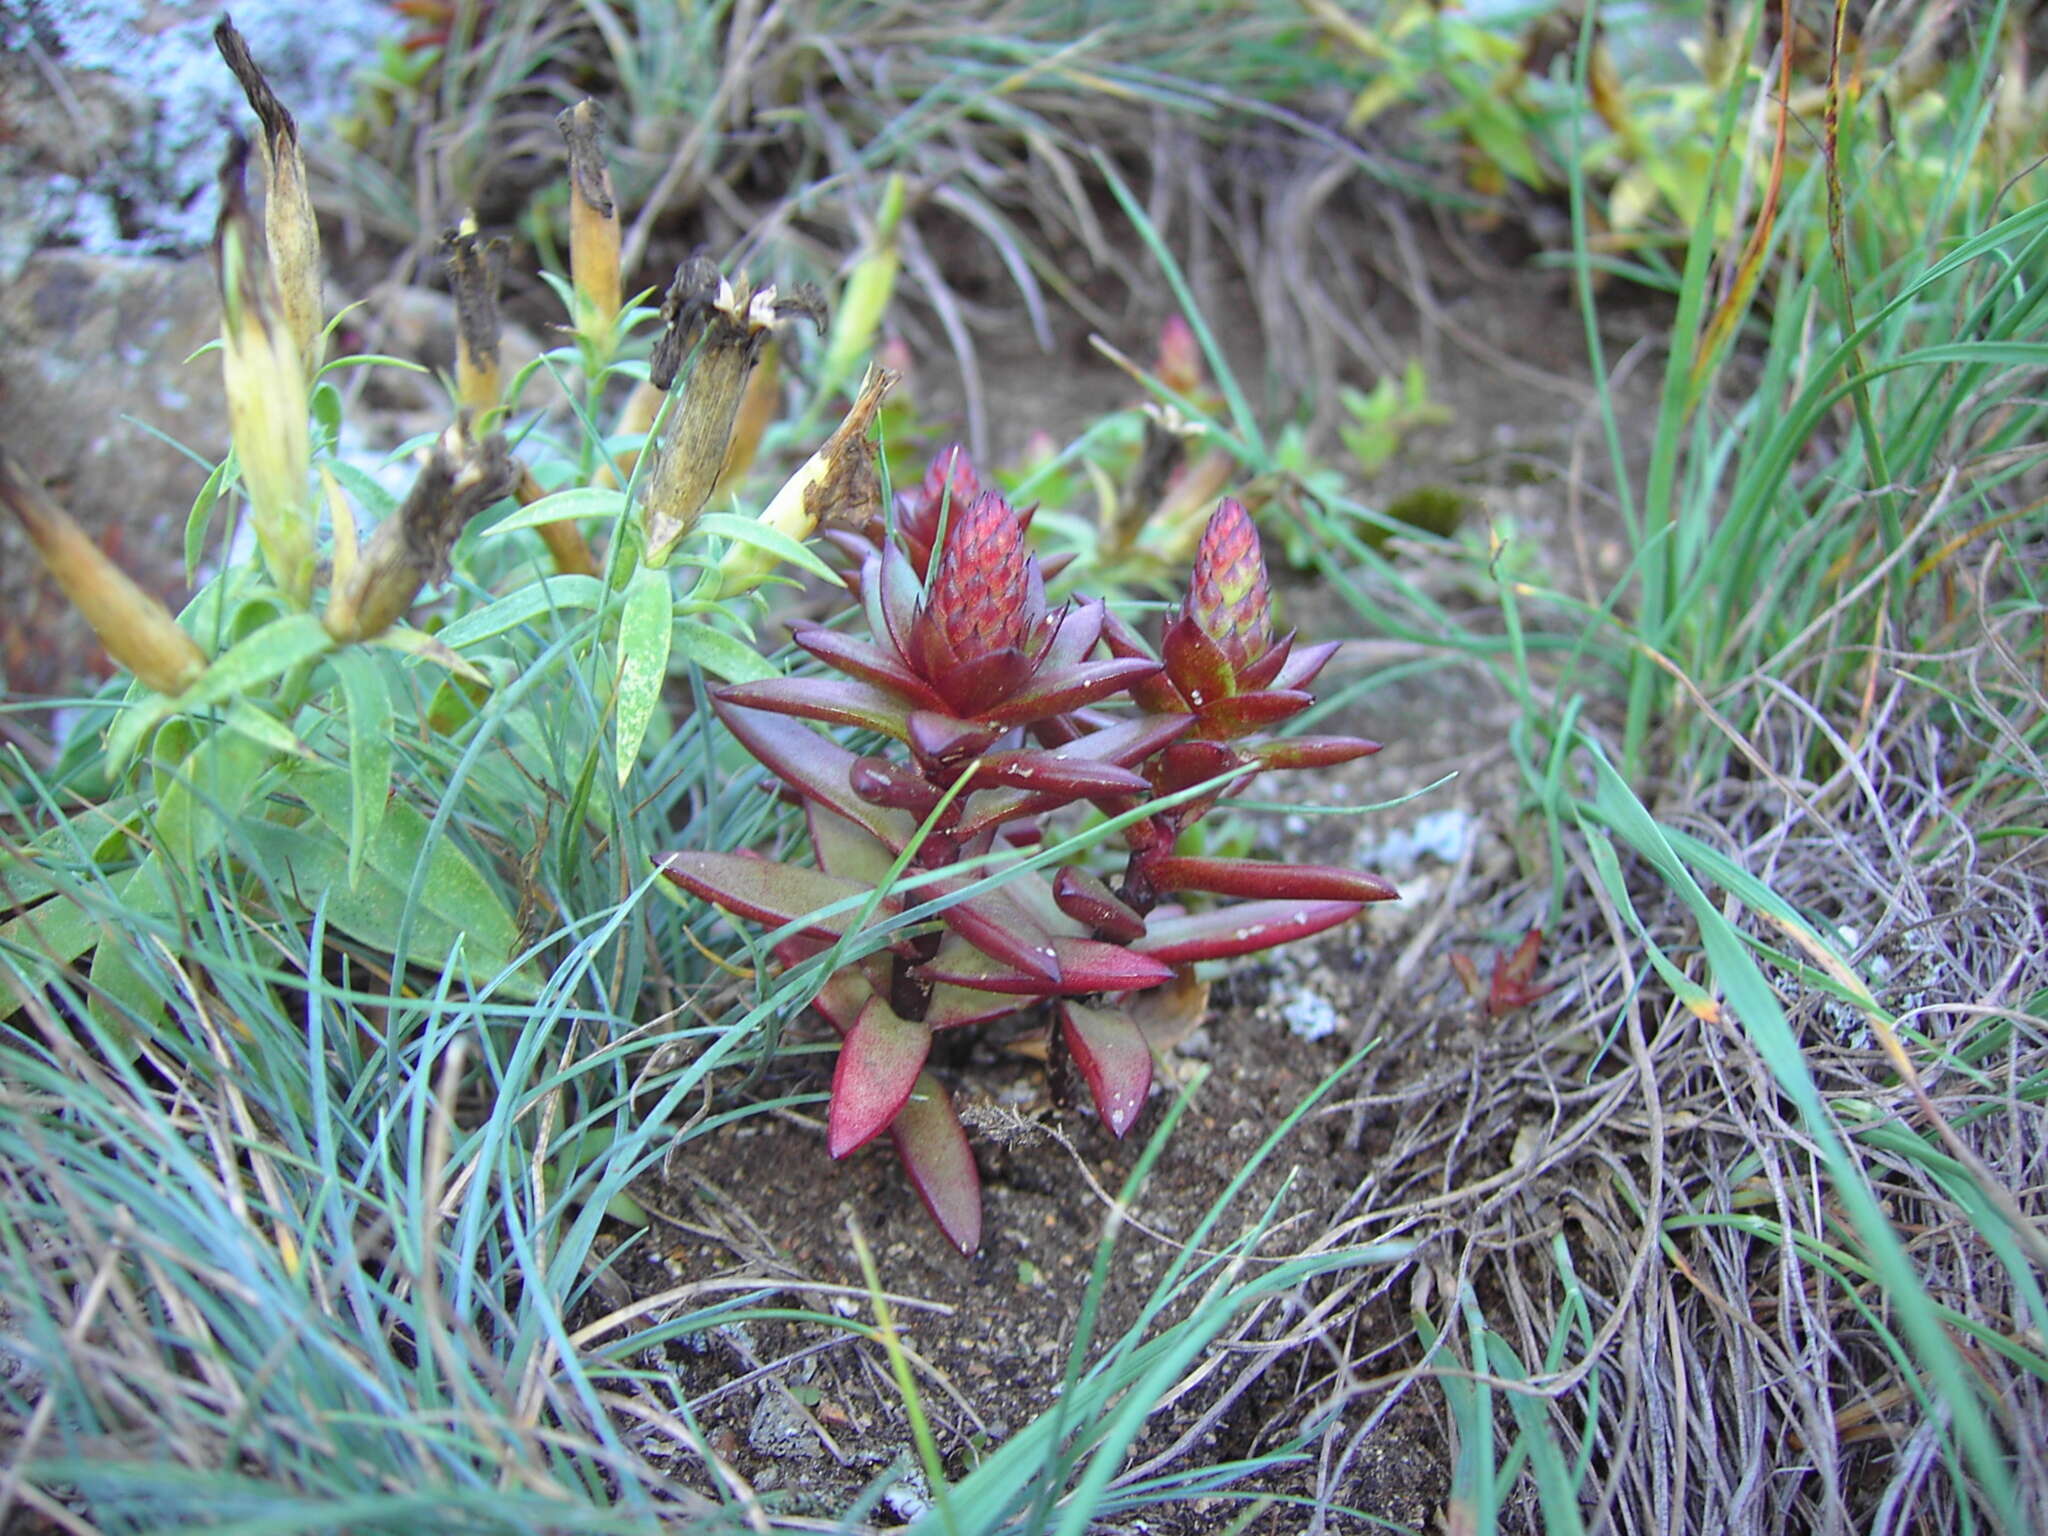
xmin=324 ymin=416 xmax=515 ymax=643
xmin=215 ymin=135 xmax=314 ymax=608
xmin=713 ymin=366 xmax=893 ymax=596
xmin=214 ymin=19 xmax=323 ymax=379
xmin=557 ymin=101 xmax=621 ymax=343
xmin=0 ymin=446 xmax=207 ymax=695
xmin=641 ymin=257 xmax=824 ymax=564
xmin=443 ymin=215 xmax=508 ymax=415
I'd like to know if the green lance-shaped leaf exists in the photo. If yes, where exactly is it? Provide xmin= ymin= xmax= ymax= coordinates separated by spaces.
xmin=435 ymin=575 xmax=608 ymax=650
xmin=614 ymin=563 xmax=673 ymax=787
xmin=104 ymin=610 xmax=334 ymax=772
xmin=670 ymin=622 xmax=780 ymax=685
xmin=184 ymin=455 xmax=231 ymax=580
xmin=697 ymin=510 xmax=840 ymax=584
xmin=327 ymin=649 xmax=394 ymax=887
xmin=483 ymin=485 xmax=629 ymax=537
xmin=288 ymin=764 xmax=537 ymax=996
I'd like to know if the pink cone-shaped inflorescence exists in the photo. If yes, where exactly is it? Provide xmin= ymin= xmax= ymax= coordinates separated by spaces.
xmin=659 ymin=456 xmax=1397 ymax=1254
xmin=1185 ymin=495 xmax=1272 ymax=672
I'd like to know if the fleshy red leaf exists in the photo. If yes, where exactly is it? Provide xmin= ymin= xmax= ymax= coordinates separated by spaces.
xmin=977 ymin=749 xmax=1149 ymax=799
xmin=849 ymin=756 xmax=945 ymax=816
xmin=1052 ymin=866 xmax=1147 ymax=942
xmin=1038 ymin=600 xmax=1106 ymax=670
xmin=890 ymin=1072 xmax=982 ymax=1254
xmin=929 ymin=645 xmax=1037 ymax=718
xmin=1133 ymin=899 xmax=1365 ymax=962
xmin=1237 ymin=630 xmax=1295 ymax=692
xmin=924 ymin=978 xmax=1024 ymax=1030
xmin=1099 ymin=609 xmax=1181 ymax=714
xmin=983 ymin=657 xmax=1164 ymax=728
xmin=713 ymin=700 xmax=914 ymax=851
xmin=876 ymin=543 xmax=923 ymax=657
xmin=937 ymin=884 xmax=1063 ymax=983
xmin=1195 ymin=689 xmax=1313 ymax=735
xmin=955 ymin=714 xmax=1191 ymax=838
xmin=714 ymin=676 xmax=912 ymax=739
xmin=810 ymin=961 xmax=877 ymax=1033
xmin=1059 ymin=1000 xmax=1154 ymax=1137
xmin=1253 ymin=734 xmax=1381 ymax=771
xmin=806 ymin=802 xmax=898 ymax=886
xmin=1074 ymin=713 xmax=1195 ymax=767
xmin=775 ymin=934 xmax=889 ymax=1031
xmin=656 ymin=850 xmax=902 ymax=943
xmin=829 ymin=997 xmax=932 ymax=1157
xmin=1271 ymin=639 xmax=1341 ymax=692
xmin=791 ymin=625 xmax=949 ymax=711
xmin=906 ymin=710 xmax=1004 ymax=769
xmin=1161 ymin=612 xmax=1237 ymax=708
xmin=1146 ymin=855 xmax=1398 ymax=904
xmin=1155 ymin=739 xmax=1250 ymax=798
xmin=920 ymin=934 xmax=1170 ymax=995
xmin=1052 ymin=938 xmax=1174 ymax=993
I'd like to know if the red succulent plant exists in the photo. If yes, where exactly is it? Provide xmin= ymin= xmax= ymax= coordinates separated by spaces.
xmin=659 ymin=459 xmax=1398 ymax=1253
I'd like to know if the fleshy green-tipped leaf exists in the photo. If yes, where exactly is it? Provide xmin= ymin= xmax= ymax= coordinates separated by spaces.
xmin=1254 ymin=734 xmax=1382 ymax=771
xmin=1193 ymin=689 xmax=1314 ymax=735
xmin=890 ymin=1072 xmax=982 ymax=1254
xmin=714 ymin=676 xmax=911 ymax=739
xmin=656 ymin=850 xmax=903 ymax=946
xmin=1161 ymin=611 xmax=1237 ymax=706
xmin=829 ymin=996 xmax=932 ymax=1158
xmin=713 ymin=699 xmax=914 ymax=850
xmin=806 ymin=802 xmax=899 ymax=887
xmin=1146 ymin=856 xmax=1398 ymax=904
xmin=1059 ymin=1000 xmax=1154 ymax=1137
xmin=1134 ymin=899 xmax=1365 ymax=962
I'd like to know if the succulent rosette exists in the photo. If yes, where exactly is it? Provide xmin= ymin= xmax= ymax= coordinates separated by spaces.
xmin=659 ymin=462 xmax=1398 ymax=1253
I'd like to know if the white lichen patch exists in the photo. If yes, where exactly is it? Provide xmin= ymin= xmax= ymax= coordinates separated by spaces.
xmin=5 ymin=0 xmax=387 ymax=264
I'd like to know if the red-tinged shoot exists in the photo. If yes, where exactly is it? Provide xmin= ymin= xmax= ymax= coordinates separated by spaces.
xmin=659 ymin=454 xmax=1401 ymax=1255
xmin=910 ymin=491 xmax=1039 ymax=714
xmin=1155 ymin=314 xmax=1207 ymax=400
xmin=1187 ymin=496 xmax=1272 ymax=673
xmin=894 ymin=443 xmax=982 ymax=579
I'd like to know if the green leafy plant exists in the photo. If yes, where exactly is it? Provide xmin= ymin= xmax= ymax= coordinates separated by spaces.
xmin=1319 ymin=0 xmax=2048 ymax=275
xmin=0 ymin=24 xmax=883 ymax=1037
xmin=658 ymin=474 xmax=1396 ymax=1252
xmin=1338 ymin=359 xmax=1453 ymax=480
